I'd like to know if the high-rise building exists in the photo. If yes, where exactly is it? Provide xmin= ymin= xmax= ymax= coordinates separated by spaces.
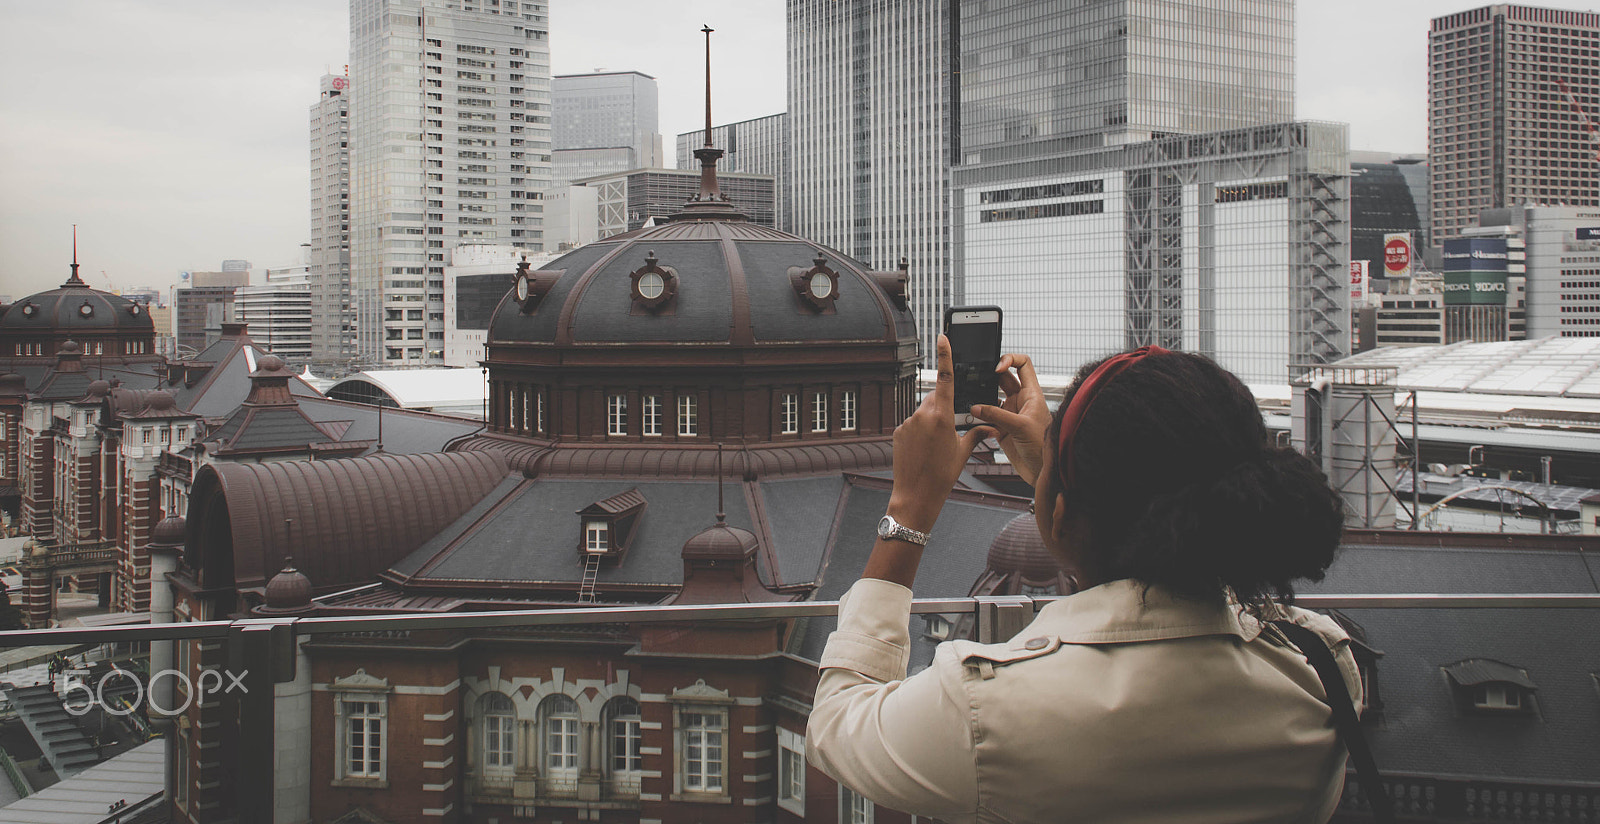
xmin=1428 ymin=5 xmax=1600 ymax=247
xmin=579 ymin=168 xmax=777 ymax=237
xmin=551 ymin=71 xmax=662 ymax=185
xmin=235 ymin=264 xmax=314 ymax=365
xmin=174 ymin=270 xmax=250 ymax=354
xmin=789 ymin=0 xmax=954 ymax=364
xmin=677 ymin=112 xmax=792 ymax=232
xmin=789 ymin=0 xmax=1298 ymax=364
xmin=959 ymin=122 xmax=1352 ymax=384
xmin=348 ymin=0 xmax=552 ymax=367
xmin=309 ymin=73 xmax=355 ymax=369
xmin=1350 ymin=152 xmax=1430 ymax=277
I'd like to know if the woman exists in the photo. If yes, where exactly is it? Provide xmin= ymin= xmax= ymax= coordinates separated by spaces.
xmin=808 ymin=338 xmax=1357 ymax=823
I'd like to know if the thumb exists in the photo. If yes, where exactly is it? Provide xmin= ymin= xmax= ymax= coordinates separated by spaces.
xmin=970 ymin=403 xmax=1030 ymax=433
xmin=958 ymin=425 xmax=996 ymax=456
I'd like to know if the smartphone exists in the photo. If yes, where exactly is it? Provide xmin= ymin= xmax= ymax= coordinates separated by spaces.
xmin=943 ymin=305 xmax=1003 ymax=429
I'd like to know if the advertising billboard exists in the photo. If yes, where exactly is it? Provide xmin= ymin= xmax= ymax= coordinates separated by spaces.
xmin=1350 ymin=260 xmax=1369 ymax=304
xmin=1382 ymin=232 xmax=1413 ymax=279
xmin=1441 ymin=238 xmax=1509 ymax=306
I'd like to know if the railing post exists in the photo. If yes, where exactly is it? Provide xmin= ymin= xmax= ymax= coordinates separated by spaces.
xmin=229 ymin=619 xmax=297 ymax=824
xmin=973 ymin=596 xmax=1034 ymax=644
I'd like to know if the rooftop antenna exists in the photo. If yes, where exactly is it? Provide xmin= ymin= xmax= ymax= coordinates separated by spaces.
xmin=692 ymin=24 xmax=724 ymax=202
xmin=715 ymin=442 xmax=726 ymax=524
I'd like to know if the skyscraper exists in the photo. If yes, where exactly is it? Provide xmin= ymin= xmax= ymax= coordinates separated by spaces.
xmin=551 ymin=71 xmax=662 ymax=185
xmin=348 ymin=0 xmax=551 ymax=366
xmin=789 ymin=0 xmax=954 ymax=364
xmin=308 ymin=73 xmax=354 ymax=369
xmin=949 ymin=0 xmax=1345 ymax=383
xmin=1428 ymin=5 xmax=1600 ymax=247
xmin=789 ymin=0 xmax=1299 ymax=364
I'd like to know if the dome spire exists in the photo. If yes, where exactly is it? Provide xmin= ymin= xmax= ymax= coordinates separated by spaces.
xmin=64 ymin=224 xmax=86 ymax=287
xmin=672 ymin=25 xmax=746 ymax=221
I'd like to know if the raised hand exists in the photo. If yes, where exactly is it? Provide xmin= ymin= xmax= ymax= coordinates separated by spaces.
xmin=971 ymin=352 xmax=1051 ymax=487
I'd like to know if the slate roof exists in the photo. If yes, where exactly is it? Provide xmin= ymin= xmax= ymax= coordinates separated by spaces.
xmin=299 ymin=397 xmax=483 ymax=456
xmin=1346 ymin=607 xmax=1600 ymax=784
xmin=487 ymin=219 xmax=914 ymax=347
xmin=388 ymin=478 xmax=761 ymax=591
xmin=207 ymin=407 xmax=337 ymax=453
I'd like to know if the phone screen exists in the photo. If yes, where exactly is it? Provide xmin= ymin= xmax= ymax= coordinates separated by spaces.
xmin=948 ymin=318 xmax=1001 ymax=413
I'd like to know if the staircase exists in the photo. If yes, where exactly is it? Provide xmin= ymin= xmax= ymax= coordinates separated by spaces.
xmin=578 ymin=552 xmax=602 ymax=603
xmin=0 ymin=683 xmax=99 ymax=778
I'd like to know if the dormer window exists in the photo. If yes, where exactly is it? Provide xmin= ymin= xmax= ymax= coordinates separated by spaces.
xmin=1474 ymin=684 xmax=1520 ymax=710
xmin=576 ymin=489 xmax=647 ymax=564
xmin=1443 ymin=659 xmax=1537 ymax=716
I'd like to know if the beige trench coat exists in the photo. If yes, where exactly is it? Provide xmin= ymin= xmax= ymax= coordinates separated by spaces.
xmin=809 ymin=577 xmax=1362 ymax=824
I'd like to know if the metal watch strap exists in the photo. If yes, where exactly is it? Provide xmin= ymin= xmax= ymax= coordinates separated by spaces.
xmin=879 ymin=514 xmax=930 ymax=546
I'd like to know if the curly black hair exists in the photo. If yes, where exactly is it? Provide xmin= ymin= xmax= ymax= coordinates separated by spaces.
xmin=1051 ymin=350 xmax=1344 ymax=608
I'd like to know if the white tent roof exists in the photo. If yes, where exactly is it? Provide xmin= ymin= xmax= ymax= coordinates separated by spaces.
xmin=331 ymin=368 xmax=487 ymax=410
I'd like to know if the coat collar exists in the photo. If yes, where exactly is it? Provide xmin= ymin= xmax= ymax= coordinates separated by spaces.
xmin=1032 ymin=578 xmax=1264 ymax=645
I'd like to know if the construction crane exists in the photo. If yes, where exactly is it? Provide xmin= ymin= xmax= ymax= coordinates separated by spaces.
xmin=1556 ymin=79 xmax=1600 ymax=164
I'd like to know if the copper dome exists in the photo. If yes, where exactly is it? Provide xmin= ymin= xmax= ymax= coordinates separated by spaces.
xmin=1 ymin=282 xmax=155 ymax=334
xmin=987 ymin=512 xmax=1066 ymax=582
xmin=487 ymin=221 xmax=914 ymax=349
xmin=258 ymin=562 xmax=314 ymax=615
xmin=681 ymin=521 xmax=760 ymax=560
xmin=149 ymin=515 xmax=186 ymax=552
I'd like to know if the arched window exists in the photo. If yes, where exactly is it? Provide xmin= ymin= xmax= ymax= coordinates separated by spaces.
xmin=605 ymin=697 xmax=642 ymax=795
xmin=541 ymin=694 xmax=580 ymax=791
xmin=481 ymin=692 xmax=516 ymax=776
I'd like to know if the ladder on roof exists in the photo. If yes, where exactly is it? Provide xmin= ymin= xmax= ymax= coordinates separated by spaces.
xmin=578 ymin=552 xmax=601 ymax=603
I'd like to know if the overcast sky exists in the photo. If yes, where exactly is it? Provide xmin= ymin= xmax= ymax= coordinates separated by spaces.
xmin=2 ymin=0 xmax=1596 ymax=299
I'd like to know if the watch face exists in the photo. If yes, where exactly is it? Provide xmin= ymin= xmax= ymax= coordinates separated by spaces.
xmin=810 ymin=272 xmax=833 ymax=299
xmin=877 ymin=515 xmax=894 ymax=538
xmin=638 ymin=271 xmax=665 ymax=300
xmin=515 ymin=275 xmax=530 ymax=301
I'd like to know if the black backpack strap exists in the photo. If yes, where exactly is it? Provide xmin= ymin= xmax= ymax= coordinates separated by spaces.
xmin=1272 ymin=619 xmax=1394 ymax=823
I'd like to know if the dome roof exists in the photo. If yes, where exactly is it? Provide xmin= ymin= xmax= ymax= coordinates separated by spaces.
xmin=488 ymin=219 xmax=915 ymax=348
xmin=258 ymin=562 xmax=314 ymax=615
xmin=987 ymin=512 xmax=1066 ymax=582
xmin=149 ymin=515 xmax=186 ymax=552
xmin=682 ymin=521 xmax=760 ymax=560
xmin=1 ymin=277 xmax=155 ymax=334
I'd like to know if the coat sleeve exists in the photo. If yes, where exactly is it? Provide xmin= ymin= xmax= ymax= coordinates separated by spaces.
xmin=808 ymin=578 xmax=980 ymax=822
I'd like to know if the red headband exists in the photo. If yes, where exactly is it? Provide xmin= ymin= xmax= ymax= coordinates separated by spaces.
xmin=1056 ymin=346 xmax=1168 ymax=491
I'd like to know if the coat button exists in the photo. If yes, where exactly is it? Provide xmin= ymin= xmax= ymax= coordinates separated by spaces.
xmin=1024 ymin=636 xmax=1049 ymax=650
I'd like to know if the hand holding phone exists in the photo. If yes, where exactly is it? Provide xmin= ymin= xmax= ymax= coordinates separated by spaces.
xmin=943 ymin=305 xmax=1002 ymax=429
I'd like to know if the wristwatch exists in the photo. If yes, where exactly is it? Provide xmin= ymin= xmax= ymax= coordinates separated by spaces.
xmin=877 ymin=513 xmax=931 ymax=546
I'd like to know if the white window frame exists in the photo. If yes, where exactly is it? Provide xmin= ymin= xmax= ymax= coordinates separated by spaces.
xmin=607 ymin=697 xmax=643 ymax=795
xmin=643 ymin=394 xmax=662 ymax=436
xmin=584 ymin=520 xmax=609 ymax=554
xmin=536 ymin=389 xmax=544 ymax=434
xmin=1474 ymin=684 xmax=1521 ymax=709
xmin=781 ymin=393 xmax=799 ymax=435
xmin=677 ymin=393 xmax=698 ymax=436
xmin=542 ymin=694 xmax=581 ymax=792
xmin=481 ymin=692 xmax=517 ymax=775
xmin=676 ymin=706 xmax=728 ymax=796
xmin=607 ymin=393 xmax=627 ymax=436
xmin=777 ymin=727 xmax=806 ymax=816
xmin=841 ymin=785 xmax=876 ymax=824
xmin=840 ymin=389 xmax=858 ymax=431
xmin=811 ymin=392 xmax=828 ymax=432
xmin=334 ymin=696 xmax=388 ymax=786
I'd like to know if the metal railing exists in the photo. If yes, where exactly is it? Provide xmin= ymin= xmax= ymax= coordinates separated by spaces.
xmin=1 ymin=593 xmax=1598 ymax=648
xmin=0 ymin=594 xmax=1595 ymax=823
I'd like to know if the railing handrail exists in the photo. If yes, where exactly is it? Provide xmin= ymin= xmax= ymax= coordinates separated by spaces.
xmin=0 ymin=593 xmax=1596 ymax=647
